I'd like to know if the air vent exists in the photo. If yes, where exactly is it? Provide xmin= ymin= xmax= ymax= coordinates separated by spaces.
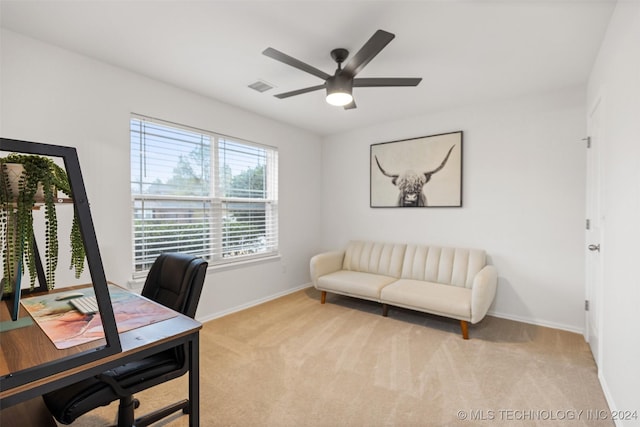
xmin=248 ymin=80 xmax=274 ymax=93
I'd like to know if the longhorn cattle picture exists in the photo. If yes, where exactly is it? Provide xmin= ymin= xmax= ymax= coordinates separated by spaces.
xmin=370 ymin=131 xmax=462 ymax=207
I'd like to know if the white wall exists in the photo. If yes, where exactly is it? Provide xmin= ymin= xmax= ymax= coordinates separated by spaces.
xmin=0 ymin=29 xmax=323 ymax=320
xmin=321 ymin=87 xmax=587 ymax=332
xmin=587 ymin=2 xmax=640 ymax=424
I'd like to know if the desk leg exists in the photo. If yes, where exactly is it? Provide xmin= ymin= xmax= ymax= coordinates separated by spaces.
xmin=188 ymin=333 xmax=200 ymax=427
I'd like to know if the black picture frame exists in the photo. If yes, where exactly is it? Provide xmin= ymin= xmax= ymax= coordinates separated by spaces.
xmin=370 ymin=131 xmax=463 ymax=208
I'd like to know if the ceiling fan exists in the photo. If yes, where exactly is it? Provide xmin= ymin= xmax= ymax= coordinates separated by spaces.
xmin=263 ymin=29 xmax=422 ymax=110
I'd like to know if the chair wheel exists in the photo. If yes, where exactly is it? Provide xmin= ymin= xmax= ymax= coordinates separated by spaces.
xmin=134 ymin=398 xmax=140 ymax=409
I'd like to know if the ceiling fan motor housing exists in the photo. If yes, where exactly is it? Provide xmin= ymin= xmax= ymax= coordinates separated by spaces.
xmin=326 ymin=74 xmax=353 ymax=106
xmin=327 ymin=74 xmax=352 ymax=95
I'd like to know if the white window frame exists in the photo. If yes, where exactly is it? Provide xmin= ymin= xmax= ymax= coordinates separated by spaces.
xmin=130 ymin=114 xmax=279 ymax=277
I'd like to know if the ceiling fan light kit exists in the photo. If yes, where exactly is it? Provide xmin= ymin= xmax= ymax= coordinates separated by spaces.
xmin=263 ymin=30 xmax=421 ymax=109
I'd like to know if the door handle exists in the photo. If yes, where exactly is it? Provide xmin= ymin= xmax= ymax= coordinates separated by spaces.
xmin=588 ymin=244 xmax=600 ymax=252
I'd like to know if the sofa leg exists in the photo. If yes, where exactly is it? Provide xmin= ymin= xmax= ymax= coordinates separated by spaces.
xmin=320 ymin=291 xmax=326 ymax=304
xmin=460 ymin=320 xmax=469 ymax=340
xmin=382 ymin=304 xmax=389 ymax=317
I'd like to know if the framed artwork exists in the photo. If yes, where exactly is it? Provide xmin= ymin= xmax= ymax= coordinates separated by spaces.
xmin=370 ymin=131 xmax=462 ymax=207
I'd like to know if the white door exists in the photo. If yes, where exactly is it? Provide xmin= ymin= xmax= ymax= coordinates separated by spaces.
xmin=585 ymin=98 xmax=604 ymax=365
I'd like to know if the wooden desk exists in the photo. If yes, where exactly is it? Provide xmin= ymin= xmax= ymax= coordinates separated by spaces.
xmin=0 ymin=284 xmax=202 ymax=426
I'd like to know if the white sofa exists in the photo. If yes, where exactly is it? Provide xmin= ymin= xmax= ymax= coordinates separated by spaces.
xmin=310 ymin=240 xmax=498 ymax=339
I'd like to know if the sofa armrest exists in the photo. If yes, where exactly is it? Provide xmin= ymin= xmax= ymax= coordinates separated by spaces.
xmin=310 ymin=251 xmax=345 ymax=287
xmin=470 ymin=265 xmax=498 ymax=324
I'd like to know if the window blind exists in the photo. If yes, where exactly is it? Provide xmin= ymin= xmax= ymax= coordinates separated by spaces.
xmin=131 ymin=116 xmax=278 ymax=274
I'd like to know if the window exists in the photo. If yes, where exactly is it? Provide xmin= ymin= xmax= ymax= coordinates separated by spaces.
xmin=130 ymin=116 xmax=278 ymax=274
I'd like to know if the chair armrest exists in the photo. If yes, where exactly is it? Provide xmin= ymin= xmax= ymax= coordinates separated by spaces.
xmin=97 ymin=373 xmax=130 ymax=398
xmin=470 ymin=265 xmax=498 ymax=324
xmin=310 ymin=251 xmax=345 ymax=287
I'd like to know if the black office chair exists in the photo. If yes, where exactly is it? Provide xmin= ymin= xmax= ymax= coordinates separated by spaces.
xmin=42 ymin=252 xmax=208 ymax=427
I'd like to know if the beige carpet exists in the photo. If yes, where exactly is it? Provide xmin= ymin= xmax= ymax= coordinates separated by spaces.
xmin=60 ymin=288 xmax=612 ymax=426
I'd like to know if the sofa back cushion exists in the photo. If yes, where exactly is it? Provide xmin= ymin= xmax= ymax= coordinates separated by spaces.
xmin=343 ymin=241 xmax=406 ymax=278
xmin=401 ymin=244 xmax=486 ymax=288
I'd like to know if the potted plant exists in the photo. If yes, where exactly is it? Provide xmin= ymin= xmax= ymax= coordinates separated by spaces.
xmin=0 ymin=153 xmax=86 ymax=294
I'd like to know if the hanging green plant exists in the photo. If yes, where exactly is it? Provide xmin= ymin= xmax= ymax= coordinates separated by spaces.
xmin=0 ymin=153 xmax=86 ymax=292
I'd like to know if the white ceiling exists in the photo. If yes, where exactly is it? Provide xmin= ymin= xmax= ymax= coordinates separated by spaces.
xmin=1 ymin=0 xmax=615 ymax=137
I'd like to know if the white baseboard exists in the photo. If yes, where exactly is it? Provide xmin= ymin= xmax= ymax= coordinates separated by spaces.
xmin=197 ymin=283 xmax=313 ymax=324
xmin=488 ymin=309 xmax=584 ymax=335
xmin=198 ymin=288 xmax=584 ymax=335
xmin=598 ymin=371 xmax=626 ymax=427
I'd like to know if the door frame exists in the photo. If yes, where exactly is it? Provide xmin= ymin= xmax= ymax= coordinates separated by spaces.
xmin=585 ymin=94 xmax=605 ymax=367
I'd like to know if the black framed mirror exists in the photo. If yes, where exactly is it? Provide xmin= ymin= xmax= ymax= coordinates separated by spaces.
xmin=0 ymin=137 xmax=122 ymax=395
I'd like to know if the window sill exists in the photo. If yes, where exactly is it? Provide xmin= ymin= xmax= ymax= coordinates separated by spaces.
xmin=209 ymin=253 xmax=282 ymax=272
xmin=127 ymin=253 xmax=282 ymax=291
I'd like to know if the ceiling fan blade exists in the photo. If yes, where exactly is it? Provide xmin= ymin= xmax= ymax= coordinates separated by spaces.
xmin=341 ymin=30 xmax=395 ymax=78
xmin=263 ymin=47 xmax=331 ymax=81
xmin=274 ymin=84 xmax=327 ymax=99
xmin=343 ymin=99 xmax=357 ymax=110
xmin=353 ymin=77 xmax=422 ymax=87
